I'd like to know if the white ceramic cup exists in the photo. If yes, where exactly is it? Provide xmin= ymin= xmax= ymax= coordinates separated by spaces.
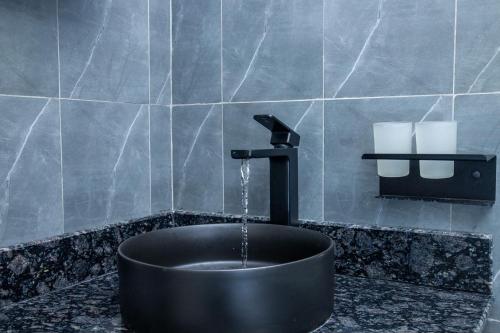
xmin=373 ymin=122 xmax=413 ymax=177
xmin=415 ymin=121 xmax=457 ymax=179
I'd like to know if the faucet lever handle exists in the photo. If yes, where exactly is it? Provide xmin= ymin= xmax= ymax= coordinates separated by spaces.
xmin=253 ymin=114 xmax=300 ymax=148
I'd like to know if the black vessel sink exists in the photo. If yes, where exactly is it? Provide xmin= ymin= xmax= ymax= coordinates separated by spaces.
xmin=118 ymin=223 xmax=334 ymax=333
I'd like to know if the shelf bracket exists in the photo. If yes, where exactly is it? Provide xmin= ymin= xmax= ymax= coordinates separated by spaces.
xmin=362 ymin=154 xmax=496 ymax=206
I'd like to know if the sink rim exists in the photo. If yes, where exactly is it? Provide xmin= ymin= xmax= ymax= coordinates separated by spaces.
xmin=118 ymin=223 xmax=334 ymax=273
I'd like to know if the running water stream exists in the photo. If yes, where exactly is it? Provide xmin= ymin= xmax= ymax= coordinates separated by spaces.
xmin=240 ymin=159 xmax=250 ymax=268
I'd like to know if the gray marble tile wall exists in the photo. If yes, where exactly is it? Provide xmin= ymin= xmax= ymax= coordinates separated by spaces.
xmin=1 ymin=0 xmax=500 ymax=329
xmin=0 ymin=0 xmax=172 ymax=247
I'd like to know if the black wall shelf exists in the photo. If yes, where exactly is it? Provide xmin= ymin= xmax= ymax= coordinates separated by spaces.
xmin=362 ymin=154 xmax=497 ymax=206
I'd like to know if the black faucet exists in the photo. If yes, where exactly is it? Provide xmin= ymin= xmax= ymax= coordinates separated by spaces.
xmin=231 ymin=115 xmax=300 ymax=226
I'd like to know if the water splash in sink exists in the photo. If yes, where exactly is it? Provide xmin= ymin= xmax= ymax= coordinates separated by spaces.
xmin=240 ymin=159 xmax=250 ymax=268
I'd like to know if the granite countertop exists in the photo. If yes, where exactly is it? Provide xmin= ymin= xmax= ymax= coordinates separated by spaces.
xmin=0 ymin=273 xmax=490 ymax=333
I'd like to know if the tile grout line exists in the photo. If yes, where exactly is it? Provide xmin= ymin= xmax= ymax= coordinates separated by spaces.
xmin=56 ymin=0 xmax=62 ymax=102
xmin=327 ymin=94 xmax=454 ymax=100
xmin=59 ymin=97 xmax=144 ymax=105
xmin=3 ymin=91 xmax=500 ymax=107
xmin=221 ymin=0 xmax=225 ymax=213
xmin=450 ymin=0 xmax=458 ymax=232
xmin=148 ymin=0 xmax=152 ymax=215
xmin=171 ymin=95 xmax=449 ymax=107
xmin=452 ymin=0 xmax=457 ymax=120
xmin=147 ymin=0 xmax=151 ymax=106
xmin=170 ymin=107 xmax=174 ymax=211
xmin=221 ymin=104 xmax=225 ymax=214
xmin=220 ymin=0 xmax=224 ymax=103
xmin=322 ymin=0 xmax=325 ymax=222
xmin=56 ymin=0 xmax=61 ymax=103
xmin=170 ymin=0 xmax=174 ymax=211
xmin=56 ymin=0 xmax=65 ymax=233
xmin=148 ymin=106 xmax=152 ymax=214
xmin=170 ymin=92 xmax=500 ymax=106
xmin=452 ymin=0 xmax=458 ymax=93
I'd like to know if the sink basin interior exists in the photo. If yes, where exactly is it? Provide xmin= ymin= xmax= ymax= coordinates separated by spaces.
xmin=119 ymin=223 xmax=332 ymax=270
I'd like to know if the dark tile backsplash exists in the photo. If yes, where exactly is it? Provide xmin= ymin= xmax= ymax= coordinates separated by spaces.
xmin=0 ymin=0 xmax=499 ymax=325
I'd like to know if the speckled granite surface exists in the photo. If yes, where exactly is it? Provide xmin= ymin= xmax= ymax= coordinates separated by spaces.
xmin=175 ymin=211 xmax=493 ymax=294
xmin=301 ymin=220 xmax=492 ymax=294
xmin=0 ymin=214 xmax=173 ymax=307
xmin=0 ymin=273 xmax=490 ymax=333
xmin=0 ymin=211 xmax=492 ymax=309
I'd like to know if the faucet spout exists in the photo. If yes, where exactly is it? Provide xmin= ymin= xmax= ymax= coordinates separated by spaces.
xmin=231 ymin=148 xmax=295 ymax=160
xmin=230 ymin=115 xmax=299 ymax=226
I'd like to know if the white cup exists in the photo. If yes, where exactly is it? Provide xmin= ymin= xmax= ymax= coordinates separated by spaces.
xmin=373 ymin=122 xmax=413 ymax=177
xmin=415 ymin=121 xmax=457 ymax=179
